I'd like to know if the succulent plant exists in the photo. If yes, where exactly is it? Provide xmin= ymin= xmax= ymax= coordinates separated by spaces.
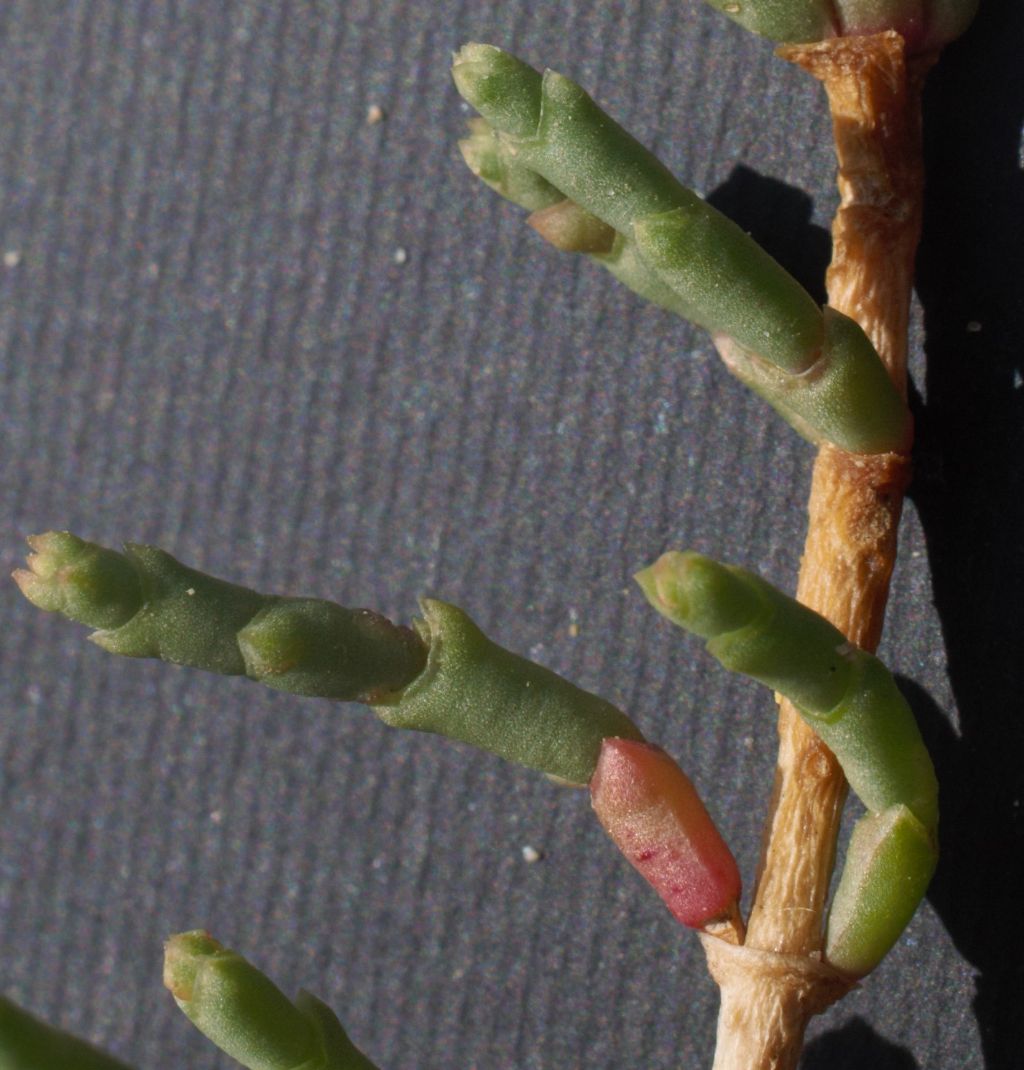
xmin=3 ymin=0 xmax=984 ymax=1066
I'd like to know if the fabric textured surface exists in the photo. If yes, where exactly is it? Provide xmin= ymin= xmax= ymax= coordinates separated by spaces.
xmin=1 ymin=2 xmax=1020 ymax=1068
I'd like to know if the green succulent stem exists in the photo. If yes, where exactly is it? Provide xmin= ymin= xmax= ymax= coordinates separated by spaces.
xmin=703 ymin=0 xmax=978 ymax=54
xmin=0 ymin=995 xmax=135 ymax=1070
xmin=164 ymin=932 xmax=378 ymax=1070
xmin=14 ymin=533 xmax=426 ymax=702
xmin=452 ymin=44 xmax=911 ymax=455
xmin=638 ymin=550 xmax=937 ymax=976
xmin=378 ymin=598 xmax=643 ymax=784
xmin=14 ymin=533 xmax=642 ymax=784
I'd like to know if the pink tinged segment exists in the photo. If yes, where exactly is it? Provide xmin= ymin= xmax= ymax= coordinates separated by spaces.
xmin=590 ymin=738 xmax=741 ymax=928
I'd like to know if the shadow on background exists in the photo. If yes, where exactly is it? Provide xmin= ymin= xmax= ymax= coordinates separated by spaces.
xmin=910 ymin=1 xmax=1024 ymax=1067
xmin=803 ymin=1018 xmax=919 ymax=1070
xmin=900 ymin=671 xmax=1024 ymax=1070
xmin=706 ymin=165 xmax=831 ymax=306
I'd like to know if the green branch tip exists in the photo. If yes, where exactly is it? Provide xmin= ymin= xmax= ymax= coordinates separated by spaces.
xmin=635 ymin=552 xmax=764 ymax=640
xmin=0 ymin=994 xmax=135 ymax=1070
xmin=13 ymin=531 xmax=143 ymax=630
xmin=638 ymin=550 xmax=937 ymax=829
xmin=457 ymin=118 xmax=563 ymax=213
xmin=164 ymin=931 xmax=378 ymax=1070
xmin=453 ymin=44 xmax=910 ymax=454
xmin=15 ymin=533 xmax=426 ymax=702
xmin=15 ymin=533 xmax=642 ymax=784
xmin=638 ymin=550 xmax=938 ymax=976
xmin=825 ymin=804 xmax=937 ymax=976
xmin=452 ymin=44 xmax=542 ymax=139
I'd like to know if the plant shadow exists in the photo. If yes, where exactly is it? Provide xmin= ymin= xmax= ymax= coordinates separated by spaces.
xmin=908 ymin=2 xmax=1024 ymax=1067
xmin=706 ymin=164 xmax=831 ymax=306
xmin=803 ymin=1018 xmax=919 ymax=1070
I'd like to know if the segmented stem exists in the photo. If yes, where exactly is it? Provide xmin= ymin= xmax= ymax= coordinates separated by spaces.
xmin=453 ymin=44 xmax=910 ymax=455
xmin=14 ymin=533 xmax=643 ymax=785
xmin=639 ymin=551 xmax=938 ymax=974
xmin=164 ymin=932 xmax=379 ymax=1070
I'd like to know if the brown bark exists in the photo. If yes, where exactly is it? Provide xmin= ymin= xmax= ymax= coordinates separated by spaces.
xmin=706 ymin=32 xmax=928 ymax=1070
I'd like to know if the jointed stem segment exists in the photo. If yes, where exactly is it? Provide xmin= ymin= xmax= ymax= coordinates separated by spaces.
xmin=14 ymin=533 xmax=643 ymax=785
xmin=452 ymin=44 xmax=911 ymax=455
xmin=165 ymin=932 xmax=379 ymax=1070
xmin=639 ymin=551 xmax=938 ymax=974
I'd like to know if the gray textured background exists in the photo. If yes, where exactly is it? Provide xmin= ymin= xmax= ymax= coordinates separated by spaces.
xmin=1 ymin=2 xmax=1021 ymax=1068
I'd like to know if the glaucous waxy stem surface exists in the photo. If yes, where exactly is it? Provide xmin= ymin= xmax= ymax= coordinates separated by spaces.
xmin=638 ymin=550 xmax=938 ymax=975
xmin=452 ymin=44 xmax=911 ymax=456
xmin=165 ymin=932 xmax=378 ymax=1070
xmin=15 ymin=533 xmax=643 ymax=785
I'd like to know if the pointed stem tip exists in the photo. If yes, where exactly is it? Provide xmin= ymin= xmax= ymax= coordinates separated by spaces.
xmin=13 ymin=532 xmax=143 ymax=630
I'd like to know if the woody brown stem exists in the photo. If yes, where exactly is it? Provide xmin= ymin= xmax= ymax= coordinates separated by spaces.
xmin=707 ymin=31 xmax=928 ymax=1070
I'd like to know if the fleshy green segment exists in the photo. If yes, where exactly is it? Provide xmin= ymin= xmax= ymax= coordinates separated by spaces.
xmin=14 ymin=534 xmax=426 ymax=703
xmin=825 ymin=805 xmax=937 ymax=975
xmin=164 ymin=932 xmax=378 ymax=1070
xmin=459 ymin=117 xmax=564 ymax=214
xmin=459 ymin=118 xmax=690 ymax=312
xmin=0 ymin=995 xmax=136 ymax=1070
xmin=638 ymin=550 xmax=938 ymax=976
xmin=637 ymin=551 xmax=937 ymax=829
xmin=450 ymin=44 xmax=543 ymax=140
xmin=12 ymin=531 xmax=143 ymax=630
xmin=376 ymin=599 xmax=644 ymax=786
xmin=15 ymin=534 xmax=643 ymax=784
xmin=703 ymin=0 xmax=835 ymax=42
xmin=453 ymin=44 xmax=910 ymax=455
xmin=633 ymin=202 xmax=822 ymax=374
xmin=453 ymin=45 xmax=816 ymax=349
xmin=703 ymin=0 xmax=977 ymax=51
xmin=238 ymin=600 xmax=426 ymax=703
xmin=717 ymin=308 xmax=912 ymax=455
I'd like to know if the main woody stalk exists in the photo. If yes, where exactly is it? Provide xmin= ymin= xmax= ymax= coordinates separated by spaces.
xmin=704 ymin=31 xmax=929 ymax=1070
